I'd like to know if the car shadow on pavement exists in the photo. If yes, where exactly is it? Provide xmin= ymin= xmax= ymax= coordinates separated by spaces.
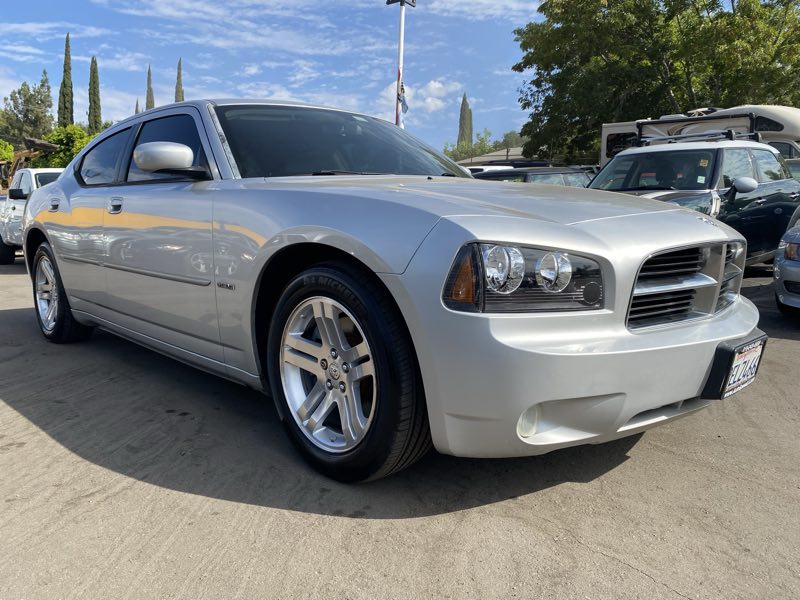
xmin=0 ymin=305 xmax=640 ymax=519
xmin=742 ymin=266 xmax=800 ymax=342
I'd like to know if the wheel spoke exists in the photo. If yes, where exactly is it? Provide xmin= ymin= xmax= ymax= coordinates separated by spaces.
xmin=283 ymin=348 xmax=319 ymax=373
xmin=339 ymin=392 xmax=367 ymax=444
xmin=350 ymin=360 xmax=375 ymax=382
xmin=305 ymin=391 xmax=336 ymax=433
xmin=41 ymin=259 xmax=55 ymax=283
xmin=312 ymin=300 xmax=347 ymax=349
xmin=285 ymin=332 xmax=323 ymax=358
xmin=342 ymin=340 xmax=370 ymax=365
xmin=297 ymin=379 xmax=326 ymax=420
xmin=45 ymin=296 xmax=57 ymax=325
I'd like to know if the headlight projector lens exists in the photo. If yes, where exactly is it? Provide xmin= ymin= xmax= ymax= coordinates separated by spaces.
xmin=535 ymin=252 xmax=572 ymax=292
xmin=482 ymin=245 xmax=525 ymax=294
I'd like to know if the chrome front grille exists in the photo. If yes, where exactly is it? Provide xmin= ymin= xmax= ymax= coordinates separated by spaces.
xmin=627 ymin=242 xmax=745 ymax=329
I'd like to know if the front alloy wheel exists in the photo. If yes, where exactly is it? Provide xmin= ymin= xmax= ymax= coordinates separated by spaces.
xmin=280 ymin=296 xmax=376 ymax=453
xmin=267 ymin=263 xmax=431 ymax=482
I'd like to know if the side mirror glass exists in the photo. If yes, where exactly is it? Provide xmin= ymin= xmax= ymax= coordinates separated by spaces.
xmin=733 ymin=177 xmax=758 ymax=194
xmin=8 ymin=188 xmax=28 ymax=200
xmin=133 ymin=142 xmax=210 ymax=180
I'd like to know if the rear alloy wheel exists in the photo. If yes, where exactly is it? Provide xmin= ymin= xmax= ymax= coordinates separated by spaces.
xmin=267 ymin=264 xmax=431 ymax=482
xmin=32 ymin=242 xmax=93 ymax=343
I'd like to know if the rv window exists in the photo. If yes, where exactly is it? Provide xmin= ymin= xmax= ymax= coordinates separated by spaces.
xmin=606 ymin=133 xmax=638 ymax=158
xmin=755 ymin=116 xmax=784 ymax=132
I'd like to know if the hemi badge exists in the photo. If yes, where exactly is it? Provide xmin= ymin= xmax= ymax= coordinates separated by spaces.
xmin=217 ymin=282 xmax=235 ymax=291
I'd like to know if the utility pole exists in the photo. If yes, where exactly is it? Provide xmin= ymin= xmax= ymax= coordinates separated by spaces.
xmin=387 ymin=0 xmax=415 ymax=127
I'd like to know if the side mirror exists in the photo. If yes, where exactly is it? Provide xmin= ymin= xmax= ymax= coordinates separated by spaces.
xmin=724 ymin=176 xmax=758 ymax=202
xmin=133 ymin=142 xmax=210 ymax=180
xmin=733 ymin=177 xmax=758 ymax=194
xmin=8 ymin=188 xmax=28 ymax=200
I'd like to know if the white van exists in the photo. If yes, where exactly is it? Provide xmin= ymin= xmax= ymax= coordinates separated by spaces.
xmin=600 ymin=105 xmax=800 ymax=165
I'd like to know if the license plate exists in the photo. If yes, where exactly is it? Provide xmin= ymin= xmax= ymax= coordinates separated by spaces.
xmin=722 ymin=338 xmax=765 ymax=398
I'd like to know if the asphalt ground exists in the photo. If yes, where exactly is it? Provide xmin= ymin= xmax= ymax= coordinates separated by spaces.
xmin=0 ymin=255 xmax=798 ymax=600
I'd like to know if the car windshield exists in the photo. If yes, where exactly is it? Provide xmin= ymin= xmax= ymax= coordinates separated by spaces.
xmin=35 ymin=172 xmax=60 ymax=187
xmin=214 ymin=104 xmax=469 ymax=179
xmin=591 ymin=149 xmax=717 ymax=192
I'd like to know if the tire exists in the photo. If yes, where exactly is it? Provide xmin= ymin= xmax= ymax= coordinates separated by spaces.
xmin=776 ymin=293 xmax=800 ymax=318
xmin=266 ymin=263 xmax=431 ymax=482
xmin=32 ymin=242 xmax=93 ymax=343
xmin=0 ymin=238 xmax=15 ymax=265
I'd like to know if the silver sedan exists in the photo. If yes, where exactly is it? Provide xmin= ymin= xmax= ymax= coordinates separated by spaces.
xmin=24 ymin=100 xmax=766 ymax=481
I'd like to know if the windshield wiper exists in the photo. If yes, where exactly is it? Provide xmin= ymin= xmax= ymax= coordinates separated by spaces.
xmin=621 ymin=185 xmax=677 ymax=191
xmin=439 ymin=172 xmax=457 ymax=177
xmin=309 ymin=170 xmax=387 ymax=176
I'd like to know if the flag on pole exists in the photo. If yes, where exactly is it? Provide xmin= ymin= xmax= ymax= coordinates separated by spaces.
xmin=398 ymin=82 xmax=408 ymax=129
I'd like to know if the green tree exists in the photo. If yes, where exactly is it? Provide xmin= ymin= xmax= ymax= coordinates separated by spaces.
xmin=175 ymin=58 xmax=184 ymax=102
xmin=0 ymin=139 xmax=13 ymax=162
xmin=36 ymin=124 xmax=92 ymax=168
xmin=491 ymin=130 xmax=525 ymax=152
xmin=513 ymin=0 xmax=800 ymax=161
xmin=457 ymin=93 xmax=473 ymax=148
xmin=87 ymin=57 xmax=102 ymax=135
xmin=146 ymin=65 xmax=155 ymax=110
xmin=2 ymin=70 xmax=54 ymax=143
xmin=135 ymin=98 xmax=140 ymax=114
xmin=57 ymin=33 xmax=73 ymax=127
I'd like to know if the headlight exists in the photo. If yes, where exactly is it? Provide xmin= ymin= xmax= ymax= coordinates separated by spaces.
xmin=784 ymin=241 xmax=799 ymax=261
xmin=443 ymin=243 xmax=604 ymax=313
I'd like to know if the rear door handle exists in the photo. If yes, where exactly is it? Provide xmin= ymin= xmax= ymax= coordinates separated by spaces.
xmin=107 ymin=197 xmax=124 ymax=214
xmin=48 ymin=198 xmax=60 ymax=212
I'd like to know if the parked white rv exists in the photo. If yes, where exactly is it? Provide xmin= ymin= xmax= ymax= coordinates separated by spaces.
xmin=600 ymin=105 xmax=800 ymax=165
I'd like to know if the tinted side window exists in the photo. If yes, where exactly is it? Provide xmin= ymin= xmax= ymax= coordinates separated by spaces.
xmin=752 ymin=150 xmax=785 ymax=182
xmin=127 ymin=114 xmax=206 ymax=183
xmin=529 ymin=173 xmax=565 ymax=185
xmin=563 ymin=172 xmax=591 ymax=187
xmin=80 ymin=129 xmax=131 ymax=186
xmin=720 ymin=149 xmax=755 ymax=188
xmin=606 ymin=132 xmax=638 ymax=158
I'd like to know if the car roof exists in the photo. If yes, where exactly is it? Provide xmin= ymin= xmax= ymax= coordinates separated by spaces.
xmin=617 ymin=140 xmax=780 ymax=156
xmin=18 ymin=168 xmax=64 ymax=174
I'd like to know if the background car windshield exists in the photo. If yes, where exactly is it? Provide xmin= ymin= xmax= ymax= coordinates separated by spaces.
xmin=592 ymin=150 xmax=716 ymax=191
xmin=215 ymin=105 xmax=468 ymax=178
xmin=34 ymin=173 xmax=59 ymax=187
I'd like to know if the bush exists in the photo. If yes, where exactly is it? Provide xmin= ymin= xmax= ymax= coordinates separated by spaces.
xmin=36 ymin=125 xmax=93 ymax=168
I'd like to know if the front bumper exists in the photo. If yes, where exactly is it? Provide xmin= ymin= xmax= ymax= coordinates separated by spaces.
xmin=381 ymin=216 xmax=762 ymax=458
xmin=775 ymin=254 xmax=800 ymax=308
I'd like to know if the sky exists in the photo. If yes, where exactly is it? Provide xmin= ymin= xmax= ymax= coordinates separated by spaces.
xmin=1 ymin=0 xmax=540 ymax=152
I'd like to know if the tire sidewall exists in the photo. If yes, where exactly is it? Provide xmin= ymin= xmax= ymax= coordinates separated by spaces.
xmin=266 ymin=266 xmax=407 ymax=481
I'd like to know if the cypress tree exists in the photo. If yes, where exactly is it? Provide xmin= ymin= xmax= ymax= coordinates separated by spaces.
xmin=175 ymin=58 xmax=184 ymax=102
xmin=135 ymin=98 xmax=140 ymax=114
xmin=146 ymin=65 xmax=155 ymax=110
xmin=57 ymin=33 xmax=73 ymax=127
xmin=457 ymin=93 xmax=473 ymax=148
xmin=88 ymin=56 xmax=102 ymax=134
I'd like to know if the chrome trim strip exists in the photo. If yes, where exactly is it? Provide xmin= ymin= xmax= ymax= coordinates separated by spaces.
xmin=633 ymin=273 xmax=717 ymax=295
xmin=104 ymin=262 xmax=212 ymax=286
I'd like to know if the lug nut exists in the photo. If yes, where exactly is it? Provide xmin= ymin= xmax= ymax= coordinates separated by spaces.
xmin=326 ymin=380 xmax=333 ymax=390
xmin=320 ymin=358 xmax=328 ymax=369
xmin=330 ymin=348 xmax=338 ymax=359
xmin=341 ymin=362 xmax=349 ymax=373
xmin=338 ymin=382 xmax=346 ymax=393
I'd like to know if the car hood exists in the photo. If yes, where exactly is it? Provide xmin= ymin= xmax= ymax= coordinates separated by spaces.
xmin=248 ymin=175 xmax=680 ymax=225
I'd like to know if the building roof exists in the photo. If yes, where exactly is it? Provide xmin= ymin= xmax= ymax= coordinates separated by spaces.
xmin=456 ymin=147 xmax=527 ymax=166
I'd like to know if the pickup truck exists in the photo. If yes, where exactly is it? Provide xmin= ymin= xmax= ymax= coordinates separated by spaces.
xmin=1 ymin=168 xmax=62 ymax=264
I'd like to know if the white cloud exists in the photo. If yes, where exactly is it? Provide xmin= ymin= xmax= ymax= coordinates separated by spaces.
xmin=74 ymin=52 xmax=150 ymax=72
xmin=422 ymin=0 xmax=540 ymax=22
xmin=241 ymin=64 xmax=261 ymax=77
xmin=4 ymin=22 xmax=113 ymax=40
xmin=287 ymin=60 xmax=320 ymax=87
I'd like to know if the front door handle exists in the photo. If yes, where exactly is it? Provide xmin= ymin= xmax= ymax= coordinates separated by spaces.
xmin=108 ymin=197 xmax=124 ymax=214
xmin=48 ymin=198 xmax=60 ymax=212
xmin=790 ymin=192 xmax=800 ymax=199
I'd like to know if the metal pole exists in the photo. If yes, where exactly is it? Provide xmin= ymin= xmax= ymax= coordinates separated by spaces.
xmin=394 ymin=1 xmax=406 ymax=127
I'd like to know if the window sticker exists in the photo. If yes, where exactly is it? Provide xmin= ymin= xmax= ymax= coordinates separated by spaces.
xmin=699 ymin=159 xmax=709 ymax=167
xmin=697 ymin=176 xmax=706 ymax=184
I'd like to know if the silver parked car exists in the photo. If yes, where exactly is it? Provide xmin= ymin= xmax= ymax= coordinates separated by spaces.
xmin=774 ymin=226 xmax=800 ymax=316
xmin=24 ymin=100 xmax=766 ymax=481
